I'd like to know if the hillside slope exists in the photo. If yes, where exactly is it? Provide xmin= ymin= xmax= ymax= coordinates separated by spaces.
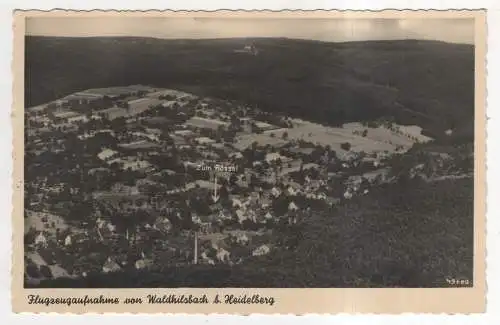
xmin=25 ymin=37 xmax=474 ymax=139
xmin=28 ymin=176 xmax=473 ymax=288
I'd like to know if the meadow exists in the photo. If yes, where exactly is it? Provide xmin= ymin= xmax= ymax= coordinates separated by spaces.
xmin=235 ymin=119 xmax=430 ymax=155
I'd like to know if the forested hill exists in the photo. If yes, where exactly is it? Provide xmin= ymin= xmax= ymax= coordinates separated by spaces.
xmin=25 ymin=36 xmax=474 ymax=139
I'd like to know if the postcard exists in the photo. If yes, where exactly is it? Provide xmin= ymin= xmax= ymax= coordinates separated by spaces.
xmin=12 ymin=9 xmax=487 ymax=314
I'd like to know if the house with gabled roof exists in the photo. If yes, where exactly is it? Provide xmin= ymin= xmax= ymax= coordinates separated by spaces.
xmin=252 ymin=244 xmax=270 ymax=256
xmin=288 ymin=201 xmax=298 ymax=212
xmin=216 ymin=248 xmax=231 ymax=263
xmin=34 ymin=232 xmax=48 ymax=247
xmin=102 ymin=257 xmax=121 ymax=274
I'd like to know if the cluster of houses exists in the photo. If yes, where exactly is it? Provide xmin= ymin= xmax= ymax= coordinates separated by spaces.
xmin=24 ymin=85 xmax=401 ymax=282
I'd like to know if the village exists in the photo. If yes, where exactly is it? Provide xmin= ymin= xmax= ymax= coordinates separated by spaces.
xmin=23 ymin=84 xmax=443 ymax=284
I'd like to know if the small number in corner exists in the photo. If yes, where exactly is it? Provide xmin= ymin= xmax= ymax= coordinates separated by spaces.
xmin=445 ymin=277 xmax=471 ymax=286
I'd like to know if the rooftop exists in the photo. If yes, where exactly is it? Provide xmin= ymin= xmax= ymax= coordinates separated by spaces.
xmin=118 ymin=140 xmax=161 ymax=150
xmin=195 ymin=137 xmax=216 ymax=144
xmin=185 ymin=117 xmax=229 ymax=130
xmin=97 ymin=149 xmax=118 ymax=161
xmin=254 ymin=121 xmax=275 ymax=129
xmin=53 ymin=111 xmax=82 ymax=119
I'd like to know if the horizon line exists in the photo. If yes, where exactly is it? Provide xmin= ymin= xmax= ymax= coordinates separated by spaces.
xmin=25 ymin=34 xmax=473 ymax=46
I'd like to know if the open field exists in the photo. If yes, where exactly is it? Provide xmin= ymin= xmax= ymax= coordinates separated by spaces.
xmin=128 ymin=98 xmax=163 ymax=115
xmin=24 ymin=210 xmax=69 ymax=235
xmin=235 ymin=118 xmax=429 ymax=155
xmin=100 ymin=107 xmax=129 ymax=120
xmin=343 ymin=122 xmax=433 ymax=144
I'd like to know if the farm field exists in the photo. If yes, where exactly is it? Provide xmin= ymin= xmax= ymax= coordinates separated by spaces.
xmin=343 ymin=122 xmax=433 ymax=145
xmin=24 ymin=210 xmax=69 ymax=235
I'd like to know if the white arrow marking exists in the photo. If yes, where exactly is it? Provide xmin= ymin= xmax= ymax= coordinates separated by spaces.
xmin=212 ymin=176 xmax=219 ymax=203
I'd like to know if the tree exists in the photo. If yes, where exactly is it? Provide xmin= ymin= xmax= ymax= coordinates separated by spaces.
xmin=251 ymin=141 xmax=259 ymax=151
xmin=39 ymin=265 xmax=53 ymax=279
xmin=160 ymin=128 xmax=172 ymax=142
xmin=219 ymin=185 xmax=230 ymax=202
xmin=229 ymin=174 xmax=238 ymax=187
xmin=111 ymin=117 xmax=127 ymax=134
xmin=109 ymin=208 xmax=140 ymax=245
xmin=341 ymin=142 xmax=351 ymax=151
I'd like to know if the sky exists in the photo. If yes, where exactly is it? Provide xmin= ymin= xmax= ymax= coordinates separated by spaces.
xmin=26 ymin=17 xmax=475 ymax=44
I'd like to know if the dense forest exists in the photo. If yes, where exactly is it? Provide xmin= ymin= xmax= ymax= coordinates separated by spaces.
xmin=25 ymin=36 xmax=475 ymax=141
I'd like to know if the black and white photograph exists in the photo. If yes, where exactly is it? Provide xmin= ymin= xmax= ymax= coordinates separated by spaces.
xmin=21 ymin=12 xmax=481 ymax=291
